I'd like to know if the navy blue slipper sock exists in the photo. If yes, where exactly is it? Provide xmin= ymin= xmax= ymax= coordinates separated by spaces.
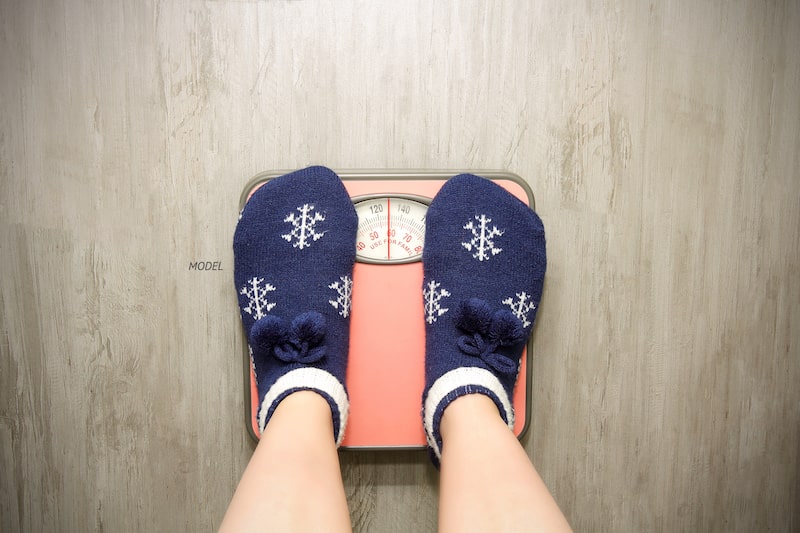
xmin=234 ymin=166 xmax=357 ymax=445
xmin=421 ymin=174 xmax=546 ymax=464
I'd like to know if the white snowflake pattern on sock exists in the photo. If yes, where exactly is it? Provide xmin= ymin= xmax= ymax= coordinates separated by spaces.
xmin=462 ymin=214 xmax=504 ymax=261
xmin=502 ymin=291 xmax=536 ymax=327
xmin=328 ymin=275 xmax=353 ymax=318
xmin=282 ymin=204 xmax=325 ymax=249
xmin=240 ymin=277 xmax=276 ymax=320
xmin=423 ymin=280 xmax=451 ymax=324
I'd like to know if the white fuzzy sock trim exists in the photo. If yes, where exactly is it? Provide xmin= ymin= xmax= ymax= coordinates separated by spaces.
xmin=423 ymin=367 xmax=514 ymax=460
xmin=258 ymin=368 xmax=349 ymax=446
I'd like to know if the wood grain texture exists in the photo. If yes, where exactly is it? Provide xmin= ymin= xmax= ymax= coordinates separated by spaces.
xmin=1 ymin=0 xmax=798 ymax=531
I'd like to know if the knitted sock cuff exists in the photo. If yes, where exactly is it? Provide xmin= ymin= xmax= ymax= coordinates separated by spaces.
xmin=258 ymin=367 xmax=350 ymax=446
xmin=423 ymin=367 xmax=515 ymax=463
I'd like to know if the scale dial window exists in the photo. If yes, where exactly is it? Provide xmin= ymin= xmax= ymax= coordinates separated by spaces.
xmin=353 ymin=195 xmax=429 ymax=264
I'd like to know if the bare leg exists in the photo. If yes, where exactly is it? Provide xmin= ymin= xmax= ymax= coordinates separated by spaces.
xmin=219 ymin=391 xmax=352 ymax=533
xmin=438 ymin=394 xmax=572 ymax=533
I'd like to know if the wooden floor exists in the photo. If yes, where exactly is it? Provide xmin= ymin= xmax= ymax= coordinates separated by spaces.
xmin=2 ymin=1 xmax=799 ymax=531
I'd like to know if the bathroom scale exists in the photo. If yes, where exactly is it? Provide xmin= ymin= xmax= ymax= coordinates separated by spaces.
xmin=239 ymin=170 xmax=536 ymax=449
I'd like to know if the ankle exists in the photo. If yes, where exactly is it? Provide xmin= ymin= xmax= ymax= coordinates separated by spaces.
xmin=267 ymin=390 xmax=335 ymax=438
xmin=440 ymin=393 xmax=506 ymax=441
xmin=274 ymin=389 xmax=333 ymax=417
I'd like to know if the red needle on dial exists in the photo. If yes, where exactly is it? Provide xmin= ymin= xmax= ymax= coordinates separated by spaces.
xmin=386 ymin=197 xmax=391 ymax=261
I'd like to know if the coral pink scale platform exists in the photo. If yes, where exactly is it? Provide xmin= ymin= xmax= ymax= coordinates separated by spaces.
xmin=239 ymin=170 xmax=536 ymax=449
